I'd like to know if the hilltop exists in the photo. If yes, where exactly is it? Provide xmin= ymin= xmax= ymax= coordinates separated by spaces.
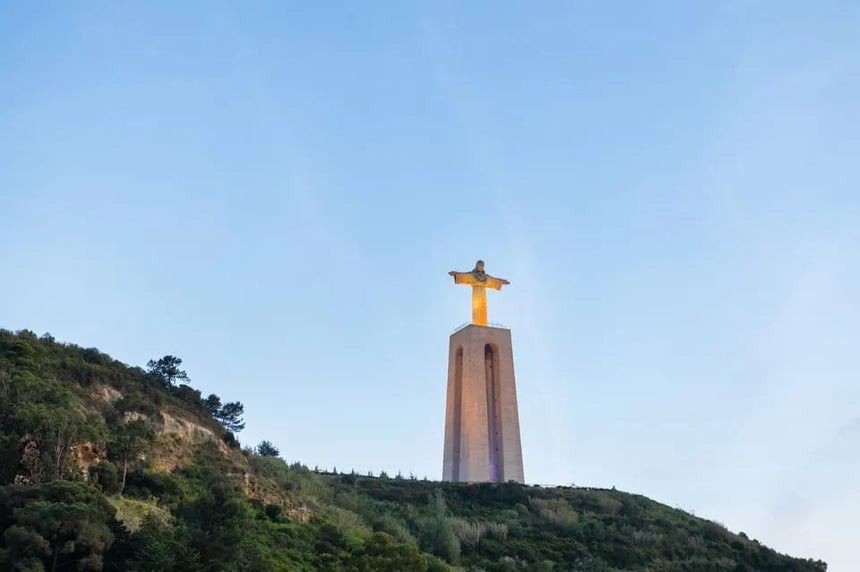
xmin=0 ymin=329 xmax=826 ymax=571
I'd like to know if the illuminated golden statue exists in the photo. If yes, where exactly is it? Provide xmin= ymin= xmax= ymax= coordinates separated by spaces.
xmin=448 ymin=260 xmax=510 ymax=326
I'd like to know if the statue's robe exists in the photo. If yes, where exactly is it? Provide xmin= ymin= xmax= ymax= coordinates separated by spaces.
xmin=451 ymin=271 xmax=506 ymax=326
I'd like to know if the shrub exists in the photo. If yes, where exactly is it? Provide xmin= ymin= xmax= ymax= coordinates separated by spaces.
xmin=427 ymin=556 xmax=452 ymax=572
xmin=632 ymin=530 xmax=660 ymax=546
xmin=418 ymin=490 xmax=460 ymax=564
xmin=419 ymin=515 xmax=460 ymax=565
xmin=222 ymin=431 xmax=240 ymax=448
xmin=263 ymin=503 xmax=288 ymax=523
xmin=322 ymin=505 xmax=372 ymax=544
xmin=530 ymin=497 xmax=579 ymax=526
xmin=596 ymin=494 xmax=623 ymax=515
xmin=90 ymin=460 xmax=121 ymax=494
xmin=374 ymin=513 xmax=417 ymax=546
xmin=452 ymin=519 xmax=509 ymax=548
xmin=350 ymin=532 xmax=429 ymax=571
xmin=485 ymin=521 xmax=509 ymax=542
xmin=114 ymin=394 xmax=162 ymax=421
xmin=255 ymin=440 xmax=279 ymax=457
xmin=123 ymin=469 xmax=186 ymax=507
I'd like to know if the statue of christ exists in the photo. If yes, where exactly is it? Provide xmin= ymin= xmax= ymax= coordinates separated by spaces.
xmin=448 ymin=260 xmax=510 ymax=326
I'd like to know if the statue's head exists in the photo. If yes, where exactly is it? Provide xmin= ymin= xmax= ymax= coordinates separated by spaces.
xmin=474 ymin=260 xmax=485 ymax=273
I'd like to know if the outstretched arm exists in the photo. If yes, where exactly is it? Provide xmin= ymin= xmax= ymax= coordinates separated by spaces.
xmin=449 ymin=271 xmax=475 ymax=286
xmin=485 ymin=275 xmax=510 ymax=290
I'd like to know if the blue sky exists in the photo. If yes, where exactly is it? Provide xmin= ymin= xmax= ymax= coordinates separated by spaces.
xmin=2 ymin=1 xmax=859 ymax=568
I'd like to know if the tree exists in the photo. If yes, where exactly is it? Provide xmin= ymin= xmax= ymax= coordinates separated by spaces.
xmin=418 ymin=490 xmax=460 ymax=565
xmin=123 ymin=513 xmax=199 ymax=571
xmin=89 ymin=461 xmax=121 ymax=495
xmin=350 ymin=532 xmax=429 ymax=572
xmin=110 ymin=420 xmax=155 ymax=494
xmin=177 ymin=475 xmax=252 ymax=569
xmin=202 ymin=394 xmax=245 ymax=433
xmin=145 ymin=356 xmax=188 ymax=386
xmin=255 ymin=441 xmax=279 ymax=457
xmin=214 ymin=401 xmax=245 ymax=433
xmin=0 ymin=481 xmax=118 ymax=571
xmin=203 ymin=394 xmax=221 ymax=417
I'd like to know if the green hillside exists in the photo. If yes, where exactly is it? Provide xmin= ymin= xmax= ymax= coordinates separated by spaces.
xmin=0 ymin=329 xmax=826 ymax=571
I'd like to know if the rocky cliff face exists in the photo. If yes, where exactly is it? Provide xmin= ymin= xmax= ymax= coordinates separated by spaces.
xmin=150 ymin=412 xmax=237 ymax=472
xmin=81 ymin=384 xmax=240 ymax=475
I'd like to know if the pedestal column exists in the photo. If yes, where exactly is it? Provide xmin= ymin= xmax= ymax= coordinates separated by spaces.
xmin=442 ymin=324 xmax=524 ymax=483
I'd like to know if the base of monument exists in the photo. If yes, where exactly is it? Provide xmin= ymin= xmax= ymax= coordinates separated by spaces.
xmin=442 ymin=324 xmax=524 ymax=484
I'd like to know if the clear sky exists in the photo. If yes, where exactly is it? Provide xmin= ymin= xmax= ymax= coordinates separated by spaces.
xmin=2 ymin=1 xmax=858 ymax=568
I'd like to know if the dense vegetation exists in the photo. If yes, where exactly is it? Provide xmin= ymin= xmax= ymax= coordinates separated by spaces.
xmin=0 ymin=329 xmax=827 ymax=571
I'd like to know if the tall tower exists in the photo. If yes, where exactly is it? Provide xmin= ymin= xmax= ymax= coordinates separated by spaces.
xmin=443 ymin=261 xmax=524 ymax=483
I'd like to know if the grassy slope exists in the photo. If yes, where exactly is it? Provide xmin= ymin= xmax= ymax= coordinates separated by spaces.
xmin=0 ymin=329 xmax=827 ymax=571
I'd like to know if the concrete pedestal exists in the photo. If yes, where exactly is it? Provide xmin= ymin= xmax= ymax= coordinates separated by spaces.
xmin=442 ymin=324 xmax=524 ymax=483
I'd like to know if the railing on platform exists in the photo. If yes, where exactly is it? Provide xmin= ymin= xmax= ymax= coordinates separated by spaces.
xmin=451 ymin=322 xmax=470 ymax=334
xmin=451 ymin=322 xmax=509 ymax=334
